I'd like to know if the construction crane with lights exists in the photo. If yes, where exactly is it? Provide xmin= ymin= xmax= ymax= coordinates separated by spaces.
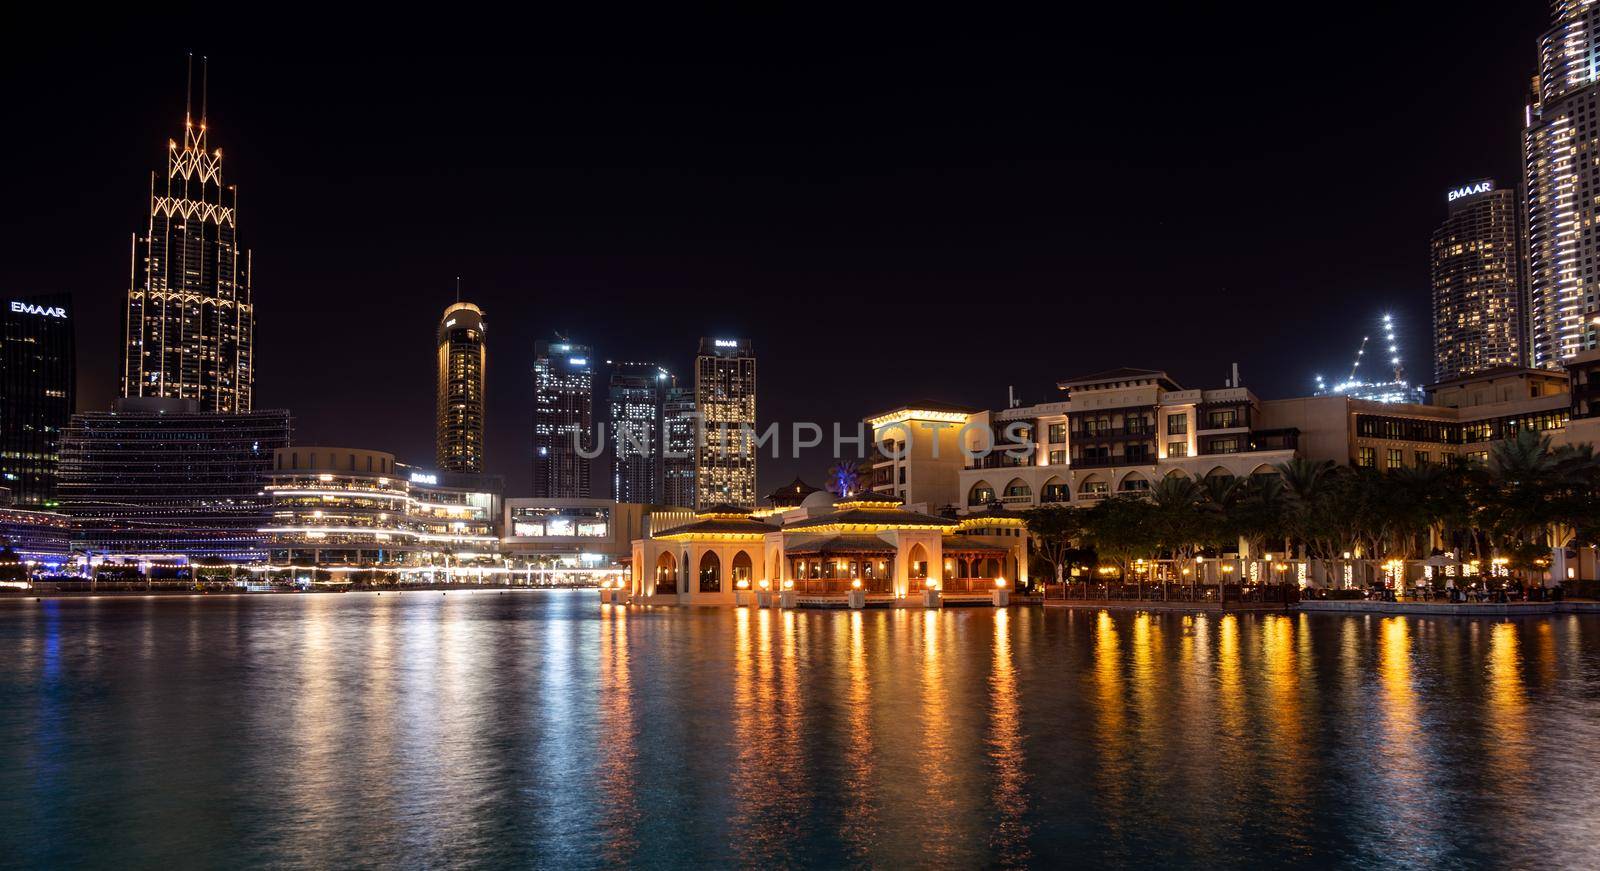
xmin=1313 ymin=314 xmax=1422 ymax=404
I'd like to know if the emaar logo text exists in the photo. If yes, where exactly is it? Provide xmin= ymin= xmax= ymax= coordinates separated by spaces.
xmin=10 ymin=301 xmax=67 ymax=319
xmin=1447 ymin=181 xmax=1493 ymax=202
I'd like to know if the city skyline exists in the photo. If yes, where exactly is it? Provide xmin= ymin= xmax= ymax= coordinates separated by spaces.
xmin=10 ymin=15 xmax=1600 ymax=869
xmin=0 ymin=9 xmax=1553 ymax=493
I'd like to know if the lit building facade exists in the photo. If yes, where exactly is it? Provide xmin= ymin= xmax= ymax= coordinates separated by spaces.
xmin=860 ymin=366 xmax=1591 ymax=517
xmin=609 ymin=362 xmax=671 ymax=504
xmin=436 ymin=301 xmax=487 ymax=473
xmin=694 ymin=337 xmax=756 ymax=509
xmin=1524 ymin=0 xmax=1600 ymax=369
xmin=627 ymin=492 xmax=1027 ymax=606
xmin=0 ymin=293 xmax=75 ymax=506
xmin=532 ymin=339 xmax=594 ymax=498
xmin=1432 ymin=180 xmax=1527 ymax=382
xmin=662 ymin=385 xmax=697 ymax=507
xmin=0 ymin=487 xmax=73 ymax=574
xmin=123 ymin=99 xmax=253 ymax=412
xmin=56 ymin=398 xmax=290 ymax=559
xmin=501 ymin=497 xmax=654 ymax=585
xmin=262 ymin=448 xmax=500 ymax=580
xmin=944 ymin=369 xmax=1301 ymax=512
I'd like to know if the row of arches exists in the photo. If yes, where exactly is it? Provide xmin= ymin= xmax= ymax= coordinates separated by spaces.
xmin=969 ymin=465 xmax=1282 ymax=504
xmin=653 ymin=550 xmax=755 ymax=595
xmin=649 ymin=542 xmax=951 ymax=596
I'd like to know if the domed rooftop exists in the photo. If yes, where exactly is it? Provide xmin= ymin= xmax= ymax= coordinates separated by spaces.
xmin=800 ymin=489 xmax=835 ymax=510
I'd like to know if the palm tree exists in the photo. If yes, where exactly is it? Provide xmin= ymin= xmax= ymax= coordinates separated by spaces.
xmin=1230 ymin=473 xmax=1288 ymax=560
xmin=1148 ymin=475 xmax=1213 ymax=595
xmin=1387 ymin=462 xmax=1456 ymax=559
xmin=827 ymin=460 xmax=863 ymax=498
xmin=1276 ymin=459 xmax=1333 ymax=557
xmin=1482 ymin=430 xmax=1600 ymax=582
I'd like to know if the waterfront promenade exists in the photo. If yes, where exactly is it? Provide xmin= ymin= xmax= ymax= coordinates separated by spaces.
xmin=1041 ymin=595 xmax=1600 ymax=617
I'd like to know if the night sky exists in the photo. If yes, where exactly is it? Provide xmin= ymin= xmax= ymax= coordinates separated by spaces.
xmin=0 ymin=6 xmax=1551 ymax=496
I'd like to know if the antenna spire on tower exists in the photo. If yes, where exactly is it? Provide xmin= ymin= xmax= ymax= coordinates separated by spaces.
xmin=185 ymin=52 xmax=193 ymax=126
xmin=200 ymin=56 xmax=209 ymax=125
xmin=455 ymin=276 xmax=461 ymax=303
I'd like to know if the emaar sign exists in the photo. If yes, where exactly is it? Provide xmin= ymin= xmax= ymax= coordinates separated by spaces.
xmin=10 ymin=301 xmax=67 ymax=318
xmin=1447 ymin=180 xmax=1493 ymax=202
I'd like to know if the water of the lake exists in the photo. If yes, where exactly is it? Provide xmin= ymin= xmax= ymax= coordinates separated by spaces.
xmin=2 ymin=590 xmax=1598 ymax=868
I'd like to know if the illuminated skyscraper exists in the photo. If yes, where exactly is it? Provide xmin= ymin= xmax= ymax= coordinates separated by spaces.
xmin=436 ymin=301 xmax=487 ymax=473
xmin=0 ymin=294 xmax=75 ymax=506
xmin=661 ymin=386 xmax=697 ymax=508
xmin=533 ymin=339 xmax=594 ymax=498
xmin=1431 ymin=180 xmax=1527 ymax=382
xmin=609 ymin=362 xmax=670 ymax=503
xmin=1524 ymin=0 xmax=1600 ymax=368
xmin=123 ymin=60 xmax=253 ymax=412
xmin=694 ymin=337 xmax=756 ymax=509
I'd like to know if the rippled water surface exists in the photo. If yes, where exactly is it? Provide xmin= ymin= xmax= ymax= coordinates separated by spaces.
xmin=3 ymin=591 xmax=1600 ymax=868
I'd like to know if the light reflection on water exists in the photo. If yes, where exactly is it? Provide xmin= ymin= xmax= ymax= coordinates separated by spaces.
xmin=4 ymin=593 xmax=1600 ymax=868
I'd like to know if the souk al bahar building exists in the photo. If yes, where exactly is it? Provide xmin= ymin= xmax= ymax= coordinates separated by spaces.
xmin=627 ymin=490 xmax=1027 ymax=606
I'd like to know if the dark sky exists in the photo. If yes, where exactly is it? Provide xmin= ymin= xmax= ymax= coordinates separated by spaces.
xmin=0 ymin=6 xmax=1552 ymax=496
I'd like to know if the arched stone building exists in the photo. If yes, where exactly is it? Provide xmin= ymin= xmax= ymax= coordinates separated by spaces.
xmin=629 ymin=492 xmax=1026 ymax=605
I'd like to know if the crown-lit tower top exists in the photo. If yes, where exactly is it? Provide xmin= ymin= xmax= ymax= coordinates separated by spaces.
xmin=123 ymin=55 xmax=254 ymax=413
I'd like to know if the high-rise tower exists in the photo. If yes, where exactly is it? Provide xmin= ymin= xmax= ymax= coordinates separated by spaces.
xmin=1524 ymin=0 xmax=1600 ymax=368
xmin=532 ymin=339 xmax=594 ymax=498
xmin=1432 ymin=180 xmax=1527 ymax=383
xmin=436 ymin=300 xmax=487 ymax=473
xmin=123 ymin=57 xmax=253 ymax=412
xmin=609 ymin=362 xmax=670 ymax=504
xmin=694 ymin=337 xmax=756 ymax=508
xmin=0 ymin=294 xmax=75 ymax=506
xmin=662 ymin=385 xmax=697 ymax=508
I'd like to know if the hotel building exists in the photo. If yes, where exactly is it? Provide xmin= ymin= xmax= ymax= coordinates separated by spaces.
xmin=122 ymin=91 xmax=253 ymax=412
xmin=1524 ymin=0 xmax=1600 ymax=369
xmin=609 ymin=362 xmax=671 ymax=504
xmin=860 ymin=366 xmax=1581 ymax=516
xmin=532 ymin=339 xmax=594 ymax=498
xmin=1432 ymin=180 xmax=1527 ymax=382
xmin=56 ymin=398 xmax=290 ymax=559
xmin=694 ymin=337 xmax=756 ymax=509
xmin=262 ymin=448 xmax=500 ymax=580
xmin=436 ymin=301 xmax=487 ymax=473
xmin=0 ymin=293 xmax=75 ymax=506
